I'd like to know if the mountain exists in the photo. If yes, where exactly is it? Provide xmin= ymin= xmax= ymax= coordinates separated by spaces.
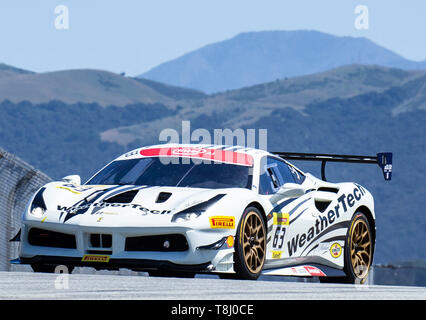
xmin=0 ymin=63 xmax=425 ymax=265
xmin=140 ymin=30 xmax=426 ymax=93
xmin=0 ymin=66 xmax=205 ymax=107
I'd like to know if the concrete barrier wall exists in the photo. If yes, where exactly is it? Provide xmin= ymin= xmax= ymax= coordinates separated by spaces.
xmin=0 ymin=148 xmax=51 ymax=271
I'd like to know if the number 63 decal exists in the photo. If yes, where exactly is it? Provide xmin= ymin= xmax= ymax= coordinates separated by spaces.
xmin=272 ymin=226 xmax=286 ymax=249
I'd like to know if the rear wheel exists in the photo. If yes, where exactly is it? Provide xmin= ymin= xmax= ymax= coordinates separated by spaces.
xmin=233 ymin=207 xmax=266 ymax=280
xmin=320 ymin=212 xmax=373 ymax=284
xmin=345 ymin=213 xmax=373 ymax=283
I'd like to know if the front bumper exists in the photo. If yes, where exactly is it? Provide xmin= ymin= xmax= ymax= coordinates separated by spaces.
xmin=18 ymin=222 xmax=235 ymax=273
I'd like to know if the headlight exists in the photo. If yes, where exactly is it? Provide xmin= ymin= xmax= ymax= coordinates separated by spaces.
xmin=30 ymin=207 xmax=45 ymax=218
xmin=171 ymin=211 xmax=202 ymax=223
xmin=29 ymin=187 xmax=47 ymax=218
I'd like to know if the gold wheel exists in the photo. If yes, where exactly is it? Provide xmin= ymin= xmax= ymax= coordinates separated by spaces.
xmin=350 ymin=217 xmax=372 ymax=279
xmin=241 ymin=210 xmax=266 ymax=274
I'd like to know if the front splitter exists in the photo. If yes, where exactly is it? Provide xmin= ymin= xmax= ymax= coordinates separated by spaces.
xmin=17 ymin=255 xmax=213 ymax=273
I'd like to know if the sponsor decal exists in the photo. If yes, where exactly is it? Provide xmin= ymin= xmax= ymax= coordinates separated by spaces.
xmin=140 ymin=147 xmax=253 ymax=166
xmin=304 ymin=266 xmax=326 ymax=277
xmin=273 ymin=212 xmax=290 ymax=226
xmin=58 ymin=202 xmax=172 ymax=218
xmin=383 ymin=164 xmax=392 ymax=180
xmin=58 ymin=186 xmax=150 ymax=223
xmin=81 ymin=255 xmax=110 ymax=263
xmin=226 ymin=236 xmax=234 ymax=248
xmin=287 ymin=265 xmax=326 ymax=276
xmin=287 ymin=184 xmax=366 ymax=257
xmin=124 ymin=150 xmax=140 ymax=158
xmin=272 ymin=251 xmax=282 ymax=259
xmin=100 ymin=211 xmax=119 ymax=215
xmin=291 ymin=267 xmax=308 ymax=275
xmin=330 ymin=242 xmax=342 ymax=258
xmin=209 ymin=216 xmax=235 ymax=229
xmin=272 ymin=226 xmax=286 ymax=250
xmin=318 ymin=242 xmax=330 ymax=254
xmin=171 ymin=148 xmax=215 ymax=156
xmin=58 ymin=186 xmax=120 ymax=222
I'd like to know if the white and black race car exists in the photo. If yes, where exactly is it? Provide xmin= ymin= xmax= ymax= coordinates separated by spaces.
xmin=12 ymin=144 xmax=392 ymax=283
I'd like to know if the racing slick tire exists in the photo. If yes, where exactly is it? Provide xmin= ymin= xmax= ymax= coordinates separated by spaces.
xmin=232 ymin=206 xmax=266 ymax=280
xmin=320 ymin=212 xmax=373 ymax=284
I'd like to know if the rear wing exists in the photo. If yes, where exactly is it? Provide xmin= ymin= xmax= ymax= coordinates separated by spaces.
xmin=272 ymin=152 xmax=393 ymax=181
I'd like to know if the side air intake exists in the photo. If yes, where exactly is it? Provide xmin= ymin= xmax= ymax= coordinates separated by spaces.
xmin=313 ymin=190 xmax=337 ymax=213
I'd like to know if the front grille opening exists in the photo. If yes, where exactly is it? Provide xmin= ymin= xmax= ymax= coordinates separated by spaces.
xmin=125 ymin=234 xmax=188 ymax=252
xmin=28 ymin=228 xmax=76 ymax=249
xmin=90 ymin=234 xmax=112 ymax=248
xmin=86 ymin=250 xmax=112 ymax=255
xmin=90 ymin=234 xmax=100 ymax=247
xmin=102 ymin=234 xmax=112 ymax=247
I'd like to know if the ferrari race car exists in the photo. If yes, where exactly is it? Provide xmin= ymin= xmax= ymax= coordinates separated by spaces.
xmin=12 ymin=144 xmax=392 ymax=283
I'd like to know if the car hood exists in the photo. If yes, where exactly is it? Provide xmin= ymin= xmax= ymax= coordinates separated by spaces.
xmin=36 ymin=181 xmax=231 ymax=224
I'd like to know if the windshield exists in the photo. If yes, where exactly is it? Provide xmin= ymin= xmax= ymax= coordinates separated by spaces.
xmin=86 ymin=157 xmax=252 ymax=189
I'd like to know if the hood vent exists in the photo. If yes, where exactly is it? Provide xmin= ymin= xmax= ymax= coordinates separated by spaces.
xmin=317 ymin=187 xmax=339 ymax=193
xmin=104 ymin=190 xmax=139 ymax=204
xmin=156 ymin=192 xmax=172 ymax=203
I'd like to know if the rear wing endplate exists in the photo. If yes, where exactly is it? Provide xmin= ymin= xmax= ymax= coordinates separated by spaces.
xmin=272 ymin=152 xmax=393 ymax=181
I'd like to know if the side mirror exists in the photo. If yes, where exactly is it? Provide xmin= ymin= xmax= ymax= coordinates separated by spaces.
xmin=62 ymin=175 xmax=81 ymax=185
xmin=276 ymin=183 xmax=306 ymax=198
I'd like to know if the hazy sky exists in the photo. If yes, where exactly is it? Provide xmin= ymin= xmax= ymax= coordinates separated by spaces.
xmin=0 ymin=1 xmax=424 ymax=76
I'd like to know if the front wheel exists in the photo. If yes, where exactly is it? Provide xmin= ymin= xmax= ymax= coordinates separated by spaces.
xmin=233 ymin=207 xmax=266 ymax=280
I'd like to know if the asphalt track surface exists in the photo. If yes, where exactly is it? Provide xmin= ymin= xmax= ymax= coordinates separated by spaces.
xmin=0 ymin=271 xmax=425 ymax=300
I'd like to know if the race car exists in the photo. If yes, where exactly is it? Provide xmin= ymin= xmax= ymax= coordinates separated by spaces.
xmin=11 ymin=144 xmax=392 ymax=283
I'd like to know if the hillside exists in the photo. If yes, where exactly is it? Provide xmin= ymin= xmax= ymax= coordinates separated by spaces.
xmin=140 ymin=30 xmax=426 ymax=93
xmin=0 ymin=63 xmax=34 ymax=79
xmin=0 ymin=66 xmax=205 ymax=107
xmin=106 ymin=65 xmax=426 ymax=145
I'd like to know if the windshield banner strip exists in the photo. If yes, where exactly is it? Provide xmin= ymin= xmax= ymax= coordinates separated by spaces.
xmin=140 ymin=147 xmax=253 ymax=166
